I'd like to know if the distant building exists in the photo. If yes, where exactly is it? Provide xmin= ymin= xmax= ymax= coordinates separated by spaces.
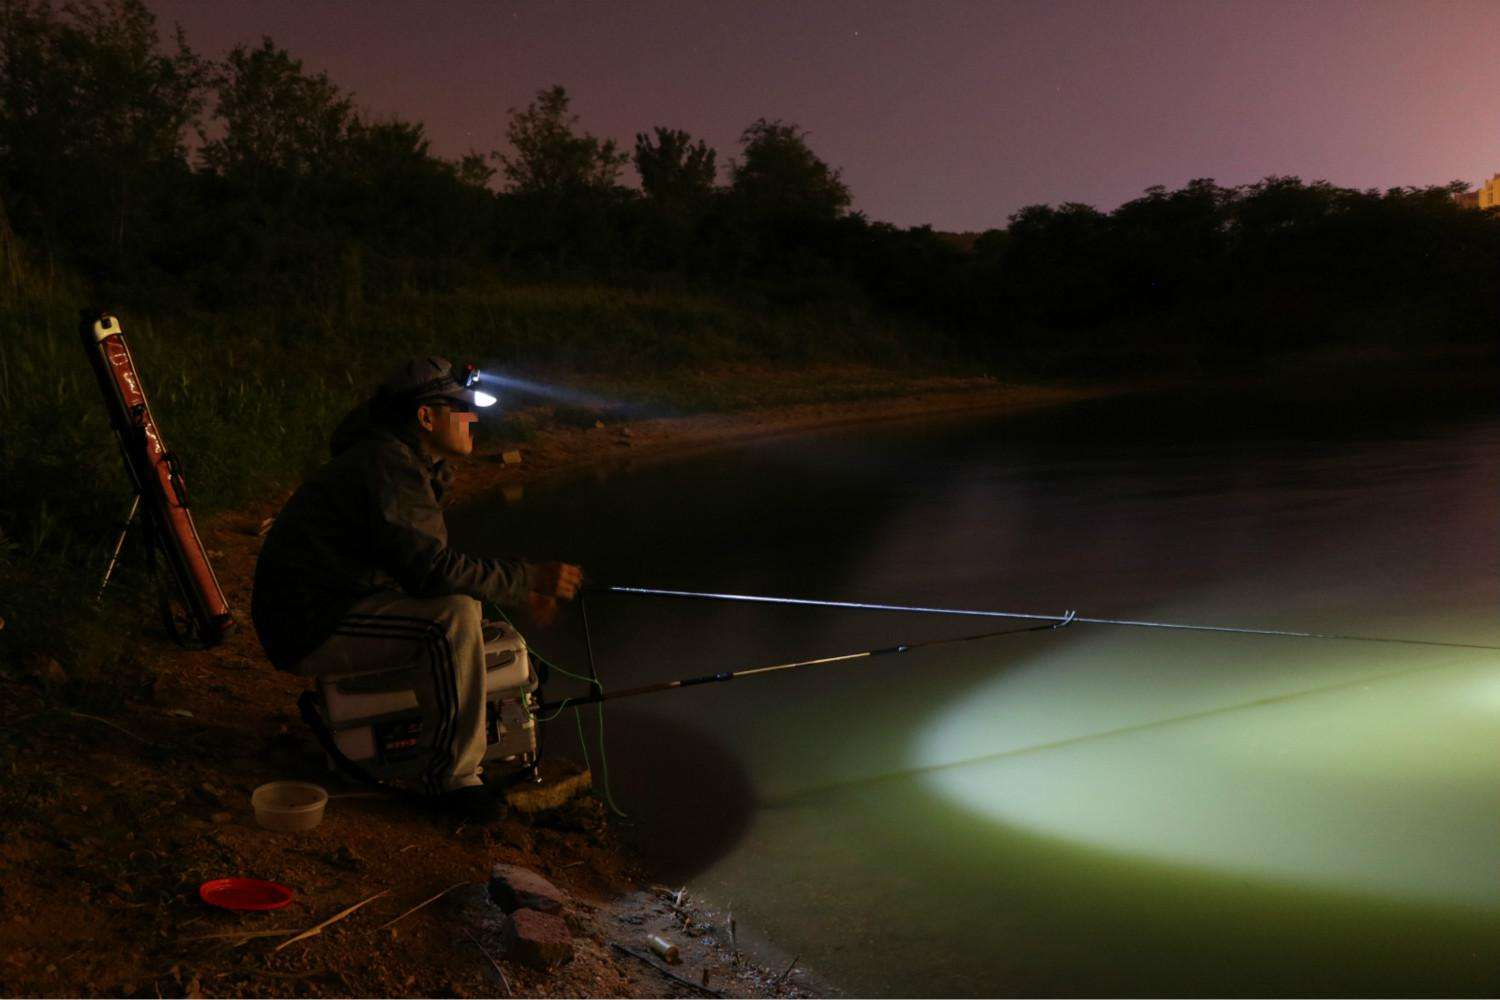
xmin=1450 ymin=175 xmax=1500 ymax=209
xmin=1480 ymin=174 xmax=1500 ymax=209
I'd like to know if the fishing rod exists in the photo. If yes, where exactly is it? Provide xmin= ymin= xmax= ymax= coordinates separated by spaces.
xmin=534 ymin=614 xmax=1073 ymax=713
xmin=604 ymin=585 xmax=1500 ymax=653
xmin=535 ymin=584 xmax=1500 ymax=714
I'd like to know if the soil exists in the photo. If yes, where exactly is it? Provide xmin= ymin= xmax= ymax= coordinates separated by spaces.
xmin=0 ymin=372 xmax=1102 ymax=998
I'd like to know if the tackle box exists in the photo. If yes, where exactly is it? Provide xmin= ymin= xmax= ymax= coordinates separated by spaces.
xmin=314 ymin=620 xmax=539 ymax=783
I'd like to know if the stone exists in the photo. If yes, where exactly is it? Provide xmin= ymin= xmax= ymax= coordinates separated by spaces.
xmin=489 ymin=863 xmax=567 ymax=915
xmin=499 ymin=908 xmax=573 ymax=968
xmin=501 ymin=450 xmax=523 ymax=465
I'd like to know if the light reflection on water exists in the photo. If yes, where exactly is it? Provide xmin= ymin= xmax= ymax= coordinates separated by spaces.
xmin=453 ymin=380 xmax=1500 ymax=996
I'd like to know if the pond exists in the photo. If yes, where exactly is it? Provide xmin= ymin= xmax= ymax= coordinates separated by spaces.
xmin=451 ymin=376 xmax=1500 ymax=996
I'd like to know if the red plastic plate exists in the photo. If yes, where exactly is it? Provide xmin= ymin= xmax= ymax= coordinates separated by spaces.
xmin=198 ymin=877 xmax=294 ymax=911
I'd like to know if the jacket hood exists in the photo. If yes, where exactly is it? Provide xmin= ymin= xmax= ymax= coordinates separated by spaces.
xmin=330 ymin=398 xmax=422 ymax=457
xmin=328 ymin=398 xmax=451 ymax=499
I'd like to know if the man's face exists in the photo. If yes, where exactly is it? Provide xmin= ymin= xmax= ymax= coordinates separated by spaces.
xmin=416 ymin=400 xmax=477 ymax=458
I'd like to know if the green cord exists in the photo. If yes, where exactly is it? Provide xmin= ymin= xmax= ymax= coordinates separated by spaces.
xmin=487 ymin=603 xmax=629 ymax=818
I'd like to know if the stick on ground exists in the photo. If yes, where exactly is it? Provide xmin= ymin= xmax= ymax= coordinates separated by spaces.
xmin=67 ymin=710 xmax=151 ymax=744
xmin=378 ymin=880 xmax=474 ymax=931
xmin=181 ymin=929 xmax=299 ymax=944
xmin=274 ymin=889 xmax=389 ymax=953
xmin=461 ymin=927 xmax=511 ymax=997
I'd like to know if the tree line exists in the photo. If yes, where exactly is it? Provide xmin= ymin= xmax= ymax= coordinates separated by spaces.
xmin=5 ymin=0 xmax=1500 ymax=369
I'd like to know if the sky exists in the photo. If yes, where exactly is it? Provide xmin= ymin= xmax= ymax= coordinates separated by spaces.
xmin=145 ymin=0 xmax=1500 ymax=232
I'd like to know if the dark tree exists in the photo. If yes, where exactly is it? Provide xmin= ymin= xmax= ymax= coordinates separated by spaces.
xmin=633 ymin=126 xmax=717 ymax=203
xmin=200 ymin=37 xmax=353 ymax=186
xmin=494 ymin=85 xmax=627 ymax=198
xmin=730 ymin=118 xmax=850 ymax=220
xmin=0 ymin=0 xmax=204 ymax=269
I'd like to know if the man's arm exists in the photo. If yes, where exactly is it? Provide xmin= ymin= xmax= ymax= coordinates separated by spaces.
xmin=367 ymin=446 xmax=534 ymax=606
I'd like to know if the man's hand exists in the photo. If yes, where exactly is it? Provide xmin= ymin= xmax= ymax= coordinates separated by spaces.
xmin=527 ymin=593 xmax=560 ymax=628
xmin=529 ymin=561 xmax=584 ymax=601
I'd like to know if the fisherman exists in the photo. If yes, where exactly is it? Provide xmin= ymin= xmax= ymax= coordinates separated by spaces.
xmin=251 ymin=356 xmax=583 ymax=823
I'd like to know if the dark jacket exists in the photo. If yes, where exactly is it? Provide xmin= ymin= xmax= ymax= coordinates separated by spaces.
xmin=251 ymin=401 xmax=532 ymax=673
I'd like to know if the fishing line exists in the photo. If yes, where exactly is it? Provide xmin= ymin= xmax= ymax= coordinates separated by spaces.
xmin=487 ymin=601 xmax=628 ymax=816
xmin=579 ymin=590 xmax=627 ymax=818
xmin=606 ymin=586 xmax=1500 ymax=653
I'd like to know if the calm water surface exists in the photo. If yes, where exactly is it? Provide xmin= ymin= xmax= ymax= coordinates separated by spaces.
xmin=451 ymin=379 xmax=1500 ymax=996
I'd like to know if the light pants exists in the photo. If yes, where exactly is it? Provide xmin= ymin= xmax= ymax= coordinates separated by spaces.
xmin=298 ymin=591 xmax=487 ymax=794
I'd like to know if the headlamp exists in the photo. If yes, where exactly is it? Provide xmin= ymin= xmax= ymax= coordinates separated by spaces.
xmin=459 ymin=365 xmax=497 ymax=407
xmin=402 ymin=362 xmax=496 ymax=409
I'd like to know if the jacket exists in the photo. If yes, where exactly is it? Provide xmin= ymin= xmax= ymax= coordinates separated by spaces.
xmin=251 ymin=401 xmax=532 ymax=673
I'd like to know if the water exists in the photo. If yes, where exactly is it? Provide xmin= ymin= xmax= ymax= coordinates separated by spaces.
xmin=452 ymin=377 xmax=1500 ymax=996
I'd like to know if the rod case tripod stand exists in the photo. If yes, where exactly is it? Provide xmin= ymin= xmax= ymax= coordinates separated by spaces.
xmin=82 ymin=311 xmax=234 ymax=647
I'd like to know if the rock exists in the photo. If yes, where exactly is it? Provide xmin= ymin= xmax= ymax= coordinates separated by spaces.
xmin=501 ymin=449 xmax=523 ymax=465
xmin=210 ymin=812 xmax=232 ymax=824
xmin=489 ymin=864 xmax=567 ymax=914
xmin=499 ymin=908 xmax=573 ymax=968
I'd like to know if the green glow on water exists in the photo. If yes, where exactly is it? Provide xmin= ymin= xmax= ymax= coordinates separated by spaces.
xmin=917 ymin=624 xmax=1500 ymax=910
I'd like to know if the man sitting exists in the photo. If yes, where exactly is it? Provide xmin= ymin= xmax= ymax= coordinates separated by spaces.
xmin=251 ymin=356 xmax=582 ymax=822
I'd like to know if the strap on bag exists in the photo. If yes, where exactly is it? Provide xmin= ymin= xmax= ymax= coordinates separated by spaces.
xmin=296 ymin=690 xmax=425 ymax=803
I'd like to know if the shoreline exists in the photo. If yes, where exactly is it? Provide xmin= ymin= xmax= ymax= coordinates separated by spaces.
xmin=452 ymin=376 xmax=1115 ymax=507
xmin=0 ymin=374 xmax=1111 ymax=999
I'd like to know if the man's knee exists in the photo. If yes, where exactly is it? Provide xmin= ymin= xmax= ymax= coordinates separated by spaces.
xmin=432 ymin=594 xmax=483 ymax=636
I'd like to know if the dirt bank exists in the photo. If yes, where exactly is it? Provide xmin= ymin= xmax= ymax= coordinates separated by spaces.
xmin=0 ymin=373 xmax=1104 ymax=998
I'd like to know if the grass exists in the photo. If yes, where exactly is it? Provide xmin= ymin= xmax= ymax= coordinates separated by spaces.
xmin=0 ymin=266 xmax=946 ymax=687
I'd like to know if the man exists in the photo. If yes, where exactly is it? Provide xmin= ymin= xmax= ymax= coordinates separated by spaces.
xmin=252 ymin=356 xmax=583 ymax=822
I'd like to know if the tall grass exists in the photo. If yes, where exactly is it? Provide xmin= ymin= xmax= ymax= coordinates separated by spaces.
xmin=0 ymin=264 xmax=930 ymax=684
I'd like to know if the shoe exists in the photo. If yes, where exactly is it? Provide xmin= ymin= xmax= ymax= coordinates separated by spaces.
xmin=440 ymin=784 xmax=505 ymax=824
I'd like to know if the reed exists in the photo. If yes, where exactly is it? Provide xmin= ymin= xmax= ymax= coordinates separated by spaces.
xmin=0 ymin=270 xmax=932 ymax=651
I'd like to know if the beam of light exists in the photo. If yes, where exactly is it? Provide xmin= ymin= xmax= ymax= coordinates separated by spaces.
xmin=476 ymin=371 xmax=638 ymax=413
xmin=763 ymin=650 xmax=1470 ymax=805
xmin=907 ymin=626 xmax=1500 ymax=911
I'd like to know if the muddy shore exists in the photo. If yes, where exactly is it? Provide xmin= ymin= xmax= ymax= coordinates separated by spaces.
xmin=0 ymin=375 xmax=1103 ymax=998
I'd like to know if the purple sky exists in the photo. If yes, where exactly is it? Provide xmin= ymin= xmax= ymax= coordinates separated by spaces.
xmin=146 ymin=0 xmax=1498 ymax=232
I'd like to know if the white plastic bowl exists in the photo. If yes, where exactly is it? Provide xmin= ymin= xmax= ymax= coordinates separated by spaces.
xmin=251 ymin=781 xmax=328 ymax=832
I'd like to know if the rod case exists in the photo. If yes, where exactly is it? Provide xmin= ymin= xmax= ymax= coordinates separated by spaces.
xmin=82 ymin=311 xmax=233 ymax=646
